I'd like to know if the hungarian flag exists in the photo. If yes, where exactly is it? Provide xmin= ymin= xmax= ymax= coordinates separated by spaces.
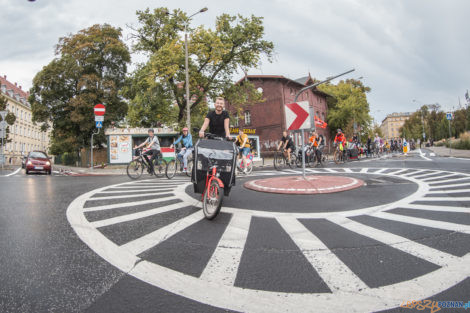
xmin=314 ymin=115 xmax=328 ymax=129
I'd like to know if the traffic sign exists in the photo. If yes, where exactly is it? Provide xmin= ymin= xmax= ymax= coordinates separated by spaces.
xmin=285 ymin=101 xmax=311 ymax=130
xmin=95 ymin=115 xmax=104 ymax=122
xmin=95 ymin=121 xmax=103 ymax=128
xmin=0 ymin=111 xmax=7 ymax=120
xmin=0 ymin=120 xmax=7 ymax=129
xmin=94 ymin=104 xmax=106 ymax=116
xmin=446 ymin=112 xmax=452 ymax=120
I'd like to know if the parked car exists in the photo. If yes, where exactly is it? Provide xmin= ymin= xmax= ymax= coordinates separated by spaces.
xmin=25 ymin=151 xmax=52 ymax=175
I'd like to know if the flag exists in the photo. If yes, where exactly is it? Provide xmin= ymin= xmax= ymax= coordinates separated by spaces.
xmin=314 ymin=115 xmax=328 ymax=129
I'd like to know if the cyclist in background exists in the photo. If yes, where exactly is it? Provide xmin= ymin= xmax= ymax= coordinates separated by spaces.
xmin=334 ymin=129 xmax=346 ymax=155
xmin=134 ymin=128 xmax=161 ymax=174
xmin=310 ymin=131 xmax=325 ymax=164
xmin=236 ymin=129 xmax=251 ymax=173
xmin=277 ymin=131 xmax=295 ymax=165
xmin=171 ymin=127 xmax=193 ymax=173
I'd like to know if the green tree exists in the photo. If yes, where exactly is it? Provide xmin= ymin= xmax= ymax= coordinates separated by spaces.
xmin=0 ymin=95 xmax=17 ymax=146
xmin=126 ymin=8 xmax=274 ymax=126
xmin=29 ymin=24 xmax=130 ymax=156
xmin=318 ymin=79 xmax=372 ymax=140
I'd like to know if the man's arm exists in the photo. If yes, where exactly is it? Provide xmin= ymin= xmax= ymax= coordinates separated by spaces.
xmin=199 ymin=118 xmax=210 ymax=137
xmin=224 ymin=118 xmax=231 ymax=139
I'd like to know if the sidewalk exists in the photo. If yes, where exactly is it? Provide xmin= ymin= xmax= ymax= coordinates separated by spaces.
xmin=53 ymin=164 xmax=127 ymax=176
xmin=426 ymin=146 xmax=470 ymax=158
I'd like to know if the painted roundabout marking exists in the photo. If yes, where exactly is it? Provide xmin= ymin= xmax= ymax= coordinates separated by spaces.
xmin=67 ymin=168 xmax=470 ymax=313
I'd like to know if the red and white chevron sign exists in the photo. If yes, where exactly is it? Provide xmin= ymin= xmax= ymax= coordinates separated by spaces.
xmin=285 ymin=101 xmax=311 ymax=130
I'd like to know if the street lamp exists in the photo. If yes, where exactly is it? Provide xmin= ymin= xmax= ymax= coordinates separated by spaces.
xmin=184 ymin=7 xmax=208 ymax=130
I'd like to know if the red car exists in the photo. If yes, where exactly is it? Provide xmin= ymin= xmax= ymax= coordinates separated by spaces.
xmin=25 ymin=151 xmax=52 ymax=175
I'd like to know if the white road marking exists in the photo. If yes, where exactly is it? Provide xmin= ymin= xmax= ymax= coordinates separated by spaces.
xmin=416 ymin=196 xmax=470 ymax=201
xmin=373 ymin=168 xmax=387 ymax=174
xmin=385 ymin=169 xmax=407 ymax=175
xmin=329 ymin=216 xmax=458 ymax=267
xmin=97 ymin=188 xmax=173 ymax=194
xmin=90 ymin=202 xmax=187 ymax=228
xmin=429 ymin=153 xmax=436 ymax=157
xmin=106 ymin=185 xmax=181 ymax=189
xmin=88 ymin=191 xmax=173 ymax=201
xmin=199 ymin=213 xmax=251 ymax=285
xmin=360 ymin=168 xmax=368 ymax=173
xmin=372 ymin=211 xmax=470 ymax=233
xmin=413 ymin=171 xmax=442 ymax=179
xmin=343 ymin=168 xmax=353 ymax=173
xmin=402 ymin=169 xmax=427 ymax=176
xmin=429 ymin=182 xmax=470 ymax=190
xmin=4 ymin=167 xmax=21 ymax=176
xmin=82 ymin=196 xmax=179 ymax=212
xmin=427 ymin=188 xmax=470 ymax=194
xmin=421 ymin=173 xmax=461 ymax=182
xmin=401 ymin=204 xmax=470 ymax=213
xmin=428 ymin=177 xmax=470 ymax=185
xmin=324 ymin=168 xmax=339 ymax=173
xmin=278 ymin=216 xmax=368 ymax=293
xmin=120 ymin=210 xmax=204 ymax=255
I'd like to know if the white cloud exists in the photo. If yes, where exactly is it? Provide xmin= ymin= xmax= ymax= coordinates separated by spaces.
xmin=0 ymin=0 xmax=469 ymax=121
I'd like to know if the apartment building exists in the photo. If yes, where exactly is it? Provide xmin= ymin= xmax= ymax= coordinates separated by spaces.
xmin=0 ymin=75 xmax=51 ymax=165
xmin=380 ymin=112 xmax=411 ymax=140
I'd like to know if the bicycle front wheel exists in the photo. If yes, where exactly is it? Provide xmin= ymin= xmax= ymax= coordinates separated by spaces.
xmin=334 ymin=150 xmax=341 ymax=164
xmin=273 ymin=152 xmax=285 ymax=171
xmin=127 ymin=159 xmax=144 ymax=180
xmin=153 ymin=159 xmax=167 ymax=178
xmin=202 ymin=180 xmax=224 ymax=220
xmin=289 ymin=153 xmax=299 ymax=169
xmin=186 ymin=159 xmax=193 ymax=177
xmin=245 ymin=161 xmax=253 ymax=175
xmin=165 ymin=159 xmax=177 ymax=179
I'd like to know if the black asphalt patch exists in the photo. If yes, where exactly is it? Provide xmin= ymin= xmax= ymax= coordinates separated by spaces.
xmin=84 ymin=199 xmax=182 ymax=222
xmin=299 ymin=219 xmax=440 ymax=288
xmin=386 ymin=208 xmax=470 ymax=225
xmin=350 ymin=215 xmax=470 ymax=257
xmin=138 ymin=213 xmax=231 ymax=277
xmin=97 ymin=206 xmax=199 ymax=246
xmin=234 ymin=217 xmax=331 ymax=293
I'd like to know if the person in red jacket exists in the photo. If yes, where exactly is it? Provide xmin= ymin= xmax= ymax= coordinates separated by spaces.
xmin=334 ymin=129 xmax=346 ymax=147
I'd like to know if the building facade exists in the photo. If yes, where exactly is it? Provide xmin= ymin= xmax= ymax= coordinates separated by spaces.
xmin=380 ymin=112 xmax=411 ymax=140
xmin=0 ymin=75 xmax=51 ymax=164
xmin=226 ymin=75 xmax=330 ymax=155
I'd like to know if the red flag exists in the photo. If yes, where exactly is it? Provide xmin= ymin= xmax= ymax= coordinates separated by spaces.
xmin=314 ymin=115 xmax=327 ymax=129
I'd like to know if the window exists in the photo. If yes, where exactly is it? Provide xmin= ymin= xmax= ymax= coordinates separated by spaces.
xmin=244 ymin=111 xmax=251 ymax=126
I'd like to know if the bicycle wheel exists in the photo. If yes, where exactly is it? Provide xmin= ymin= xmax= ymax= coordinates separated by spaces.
xmin=165 ymin=159 xmax=177 ymax=179
xmin=185 ymin=159 xmax=193 ymax=177
xmin=153 ymin=159 xmax=167 ymax=178
xmin=334 ymin=150 xmax=341 ymax=164
xmin=289 ymin=153 xmax=298 ymax=169
xmin=127 ymin=159 xmax=144 ymax=179
xmin=245 ymin=161 xmax=253 ymax=175
xmin=273 ymin=151 xmax=285 ymax=171
xmin=202 ymin=180 xmax=224 ymax=220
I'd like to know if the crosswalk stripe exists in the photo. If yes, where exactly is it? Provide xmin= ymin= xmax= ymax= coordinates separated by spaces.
xmin=415 ymin=196 xmax=470 ymax=201
xmin=199 ymin=213 xmax=251 ymax=285
xmin=82 ymin=196 xmax=178 ymax=212
xmin=373 ymin=168 xmax=387 ymax=174
xmin=429 ymin=182 xmax=470 ymax=190
xmin=107 ymin=185 xmax=181 ymax=189
xmin=422 ymin=174 xmax=461 ymax=182
xmin=277 ymin=217 xmax=368 ymax=293
xmin=386 ymin=169 xmax=407 ymax=175
xmin=402 ymin=169 xmax=427 ymax=176
xmin=97 ymin=188 xmax=173 ymax=194
xmin=328 ymin=216 xmax=458 ymax=267
xmin=90 ymin=202 xmax=186 ymax=228
xmin=324 ymin=168 xmax=338 ymax=173
xmin=427 ymin=189 xmax=470 ymax=194
xmin=428 ymin=177 xmax=470 ymax=185
xmin=371 ymin=211 xmax=470 ymax=233
xmin=343 ymin=168 xmax=353 ymax=173
xmin=120 ymin=210 xmax=204 ymax=255
xmin=360 ymin=168 xmax=369 ymax=173
xmin=88 ymin=191 xmax=172 ymax=201
xmin=401 ymin=204 xmax=470 ymax=213
xmin=413 ymin=172 xmax=442 ymax=179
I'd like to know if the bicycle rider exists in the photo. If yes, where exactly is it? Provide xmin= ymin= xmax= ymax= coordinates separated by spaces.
xmin=171 ymin=127 xmax=193 ymax=173
xmin=310 ymin=131 xmax=325 ymax=164
xmin=199 ymin=97 xmax=232 ymax=139
xmin=334 ymin=129 xmax=347 ymax=158
xmin=277 ymin=131 xmax=295 ymax=164
xmin=236 ymin=129 xmax=251 ymax=173
xmin=133 ymin=128 xmax=161 ymax=174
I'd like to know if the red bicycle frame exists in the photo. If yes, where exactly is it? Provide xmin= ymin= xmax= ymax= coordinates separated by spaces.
xmin=201 ymin=165 xmax=225 ymax=201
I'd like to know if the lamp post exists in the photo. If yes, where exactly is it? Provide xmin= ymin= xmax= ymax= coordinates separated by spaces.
xmin=184 ymin=7 xmax=208 ymax=130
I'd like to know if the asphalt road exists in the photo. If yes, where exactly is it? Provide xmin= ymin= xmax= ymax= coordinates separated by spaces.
xmin=1 ymin=150 xmax=470 ymax=313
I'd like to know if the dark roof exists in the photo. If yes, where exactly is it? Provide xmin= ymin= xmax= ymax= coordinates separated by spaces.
xmin=294 ymin=76 xmax=309 ymax=85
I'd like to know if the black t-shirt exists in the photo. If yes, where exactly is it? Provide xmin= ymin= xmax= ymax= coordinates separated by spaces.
xmin=281 ymin=135 xmax=294 ymax=147
xmin=206 ymin=110 xmax=229 ymax=137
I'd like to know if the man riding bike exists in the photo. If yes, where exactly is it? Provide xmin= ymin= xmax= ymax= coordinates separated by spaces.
xmin=334 ymin=129 xmax=347 ymax=156
xmin=133 ymin=128 xmax=161 ymax=174
xmin=309 ymin=131 xmax=325 ymax=164
xmin=171 ymin=127 xmax=193 ymax=173
xmin=236 ymin=129 xmax=251 ymax=173
xmin=199 ymin=97 xmax=232 ymax=139
xmin=277 ymin=131 xmax=295 ymax=164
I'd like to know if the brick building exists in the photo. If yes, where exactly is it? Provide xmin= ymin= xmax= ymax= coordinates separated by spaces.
xmin=0 ymin=75 xmax=51 ymax=164
xmin=226 ymin=74 xmax=330 ymax=155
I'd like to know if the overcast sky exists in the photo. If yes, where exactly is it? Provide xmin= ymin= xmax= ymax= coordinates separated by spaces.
xmin=1 ymin=0 xmax=469 ymax=122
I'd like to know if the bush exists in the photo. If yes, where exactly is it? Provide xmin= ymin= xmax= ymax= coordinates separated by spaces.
xmin=451 ymin=133 xmax=470 ymax=150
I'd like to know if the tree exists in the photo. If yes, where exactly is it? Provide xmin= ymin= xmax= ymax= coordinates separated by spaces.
xmin=318 ymin=79 xmax=372 ymax=140
xmin=0 ymin=95 xmax=16 ymax=147
xmin=126 ymin=8 xmax=274 ymax=126
xmin=29 ymin=24 xmax=130 ymax=156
